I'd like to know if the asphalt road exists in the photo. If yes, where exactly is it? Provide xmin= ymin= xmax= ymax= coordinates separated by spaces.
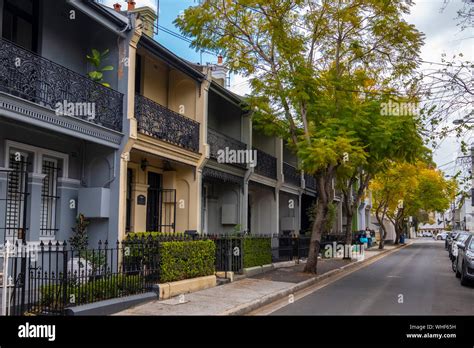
xmin=271 ymin=239 xmax=474 ymax=315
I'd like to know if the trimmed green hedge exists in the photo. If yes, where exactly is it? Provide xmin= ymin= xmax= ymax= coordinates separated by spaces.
xmin=160 ymin=240 xmax=216 ymax=283
xmin=40 ymin=274 xmax=142 ymax=308
xmin=243 ymin=237 xmax=272 ymax=268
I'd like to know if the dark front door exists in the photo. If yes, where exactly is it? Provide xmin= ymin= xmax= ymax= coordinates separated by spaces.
xmin=146 ymin=172 xmax=162 ymax=232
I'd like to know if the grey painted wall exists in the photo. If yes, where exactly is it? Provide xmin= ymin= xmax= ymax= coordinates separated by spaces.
xmin=204 ymin=180 xmax=241 ymax=234
xmin=208 ymin=90 xmax=242 ymax=141
xmin=252 ymin=131 xmax=277 ymax=156
xmin=39 ymin=0 xmax=120 ymax=90
xmin=283 ymin=145 xmax=298 ymax=167
xmin=279 ymin=191 xmax=300 ymax=234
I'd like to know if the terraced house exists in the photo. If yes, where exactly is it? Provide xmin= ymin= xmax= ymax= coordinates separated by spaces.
xmin=0 ymin=0 xmax=140 ymax=244
xmin=0 ymin=0 xmax=356 ymax=244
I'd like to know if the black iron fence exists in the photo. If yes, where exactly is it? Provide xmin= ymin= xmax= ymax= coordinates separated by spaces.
xmin=211 ymin=236 xmax=243 ymax=273
xmin=5 ymin=239 xmax=160 ymax=316
xmin=254 ymin=148 xmax=277 ymax=179
xmin=283 ymin=162 xmax=301 ymax=186
xmin=0 ymin=38 xmax=123 ymax=131
xmin=135 ymin=94 xmax=200 ymax=152
xmin=271 ymin=235 xmax=310 ymax=262
xmin=208 ymin=128 xmax=247 ymax=169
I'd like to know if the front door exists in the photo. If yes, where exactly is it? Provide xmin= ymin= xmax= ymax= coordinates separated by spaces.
xmin=146 ymin=172 xmax=162 ymax=232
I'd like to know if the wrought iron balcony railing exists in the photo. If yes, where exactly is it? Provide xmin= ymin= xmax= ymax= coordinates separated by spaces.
xmin=283 ymin=162 xmax=301 ymax=187
xmin=135 ymin=94 xmax=200 ymax=153
xmin=304 ymin=173 xmax=317 ymax=190
xmin=254 ymin=148 xmax=277 ymax=179
xmin=0 ymin=38 xmax=123 ymax=132
xmin=208 ymin=128 xmax=247 ymax=168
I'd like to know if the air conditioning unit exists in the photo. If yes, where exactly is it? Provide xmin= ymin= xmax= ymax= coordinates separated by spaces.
xmin=78 ymin=188 xmax=110 ymax=218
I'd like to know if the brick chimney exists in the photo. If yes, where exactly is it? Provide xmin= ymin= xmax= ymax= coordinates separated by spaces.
xmin=211 ymin=56 xmax=228 ymax=87
xmin=129 ymin=6 xmax=158 ymax=37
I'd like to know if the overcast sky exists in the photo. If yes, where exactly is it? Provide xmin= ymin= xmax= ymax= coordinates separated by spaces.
xmin=105 ymin=0 xmax=473 ymax=174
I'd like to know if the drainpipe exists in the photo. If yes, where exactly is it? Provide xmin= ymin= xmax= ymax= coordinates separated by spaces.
xmin=196 ymin=68 xmax=212 ymax=234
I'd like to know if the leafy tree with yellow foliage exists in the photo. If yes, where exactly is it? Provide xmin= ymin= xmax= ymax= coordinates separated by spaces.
xmin=371 ymin=161 xmax=456 ymax=249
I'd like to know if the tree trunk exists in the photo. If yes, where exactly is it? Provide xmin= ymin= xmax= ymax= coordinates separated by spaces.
xmin=344 ymin=208 xmax=353 ymax=258
xmin=304 ymin=172 xmax=332 ymax=274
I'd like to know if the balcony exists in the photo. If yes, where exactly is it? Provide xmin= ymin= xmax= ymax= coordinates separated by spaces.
xmin=0 ymin=38 xmax=123 ymax=132
xmin=254 ymin=148 xmax=277 ymax=179
xmin=135 ymin=94 xmax=200 ymax=153
xmin=304 ymin=173 xmax=317 ymax=190
xmin=208 ymin=128 xmax=247 ymax=169
xmin=283 ymin=162 xmax=301 ymax=187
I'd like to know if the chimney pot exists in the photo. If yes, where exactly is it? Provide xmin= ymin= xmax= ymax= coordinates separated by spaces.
xmin=113 ymin=3 xmax=121 ymax=12
xmin=127 ymin=1 xmax=136 ymax=11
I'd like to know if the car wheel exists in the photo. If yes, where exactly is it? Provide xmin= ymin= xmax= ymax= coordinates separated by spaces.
xmin=452 ymin=259 xmax=457 ymax=273
xmin=460 ymin=263 xmax=470 ymax=286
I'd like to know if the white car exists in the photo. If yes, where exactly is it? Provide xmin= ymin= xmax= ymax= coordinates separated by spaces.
xmin=422 ymin=231 xmax=433 ymax=237
xmin=436 ymin=232 xmax=448 ymax=240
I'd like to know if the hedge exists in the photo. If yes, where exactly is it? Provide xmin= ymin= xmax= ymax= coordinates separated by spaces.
xmin=160 ymin=240 xmax=215 ymax=283
xmin=39 ymin=274 xmax=142 ymax=309
xmin=242 ymin=237 xmax=272 ymax=268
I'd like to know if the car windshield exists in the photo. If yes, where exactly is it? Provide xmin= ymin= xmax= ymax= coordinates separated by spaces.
xmin=469 ymin=238 xmax=474 ymax=251
xmin=458 ymin=234 xmax=470 ymax=242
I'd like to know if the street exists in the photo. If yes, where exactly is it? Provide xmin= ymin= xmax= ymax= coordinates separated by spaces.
xmin=269 ymin=239 xmax=474 ymax=315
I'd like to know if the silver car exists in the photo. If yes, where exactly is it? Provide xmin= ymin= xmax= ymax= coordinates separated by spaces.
xmin=455 ymin=234 xmax=474 ymax=286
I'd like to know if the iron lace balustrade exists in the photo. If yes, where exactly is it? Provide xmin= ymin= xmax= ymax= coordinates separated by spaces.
xmin=135 ymin=94 xmax=200 ymax=152
xmin=208 ymin=128 xmax=247 ymax=169
xmin=304 ymin=173 xmax=316 ymax=190
xmin=0 ymin=38 xmax=123 ymax=131
xmin=253 ymin=148 xmax=277 ymax=179
xmin=283 ymin=162 xmax=301 ymax=187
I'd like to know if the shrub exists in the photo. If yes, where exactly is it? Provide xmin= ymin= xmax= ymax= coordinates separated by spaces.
xmin=243 ymin=237 xmax=272 ymax=268
xmin=159 ymin=240 xmax=215 ymax=283
xmin=39 ymin=274 xmax=142 ymax=309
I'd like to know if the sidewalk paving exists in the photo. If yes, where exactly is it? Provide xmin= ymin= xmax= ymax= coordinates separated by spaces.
xmin=115 ymin=242 xmax=408 ymax=316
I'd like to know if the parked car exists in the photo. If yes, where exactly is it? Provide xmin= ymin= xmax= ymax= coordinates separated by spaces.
xmin=436 ymin=231 xmax=448 ymax=240
xmin=447 ymin=231 xmax=461 ymax=253
xmin=422 ymin=231 xmax=433 ymax=237
xmin=450 ymin=232 xmax=471 ymax=265
xmin=455 ymin=234 xmax=474 ymax=286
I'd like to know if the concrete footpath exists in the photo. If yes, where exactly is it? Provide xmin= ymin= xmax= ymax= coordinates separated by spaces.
xmin=115 ymin=242 xmax=410 ymax=316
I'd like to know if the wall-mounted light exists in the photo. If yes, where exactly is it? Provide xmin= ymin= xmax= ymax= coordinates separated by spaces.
xmin=141 ymin=158 xmax=149 ymax=171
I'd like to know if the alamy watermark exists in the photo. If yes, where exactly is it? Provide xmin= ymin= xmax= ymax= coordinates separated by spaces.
xmin=217 ymin=147 xmax=257 ymax=167
xmin=55 ymin=100 xmax=96 ymax=120
xmin=380 ymin=100 xmax=420 ymax=117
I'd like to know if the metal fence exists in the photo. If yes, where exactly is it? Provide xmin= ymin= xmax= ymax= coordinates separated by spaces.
xmin=3 ymin=239 xmax=160 ymax=316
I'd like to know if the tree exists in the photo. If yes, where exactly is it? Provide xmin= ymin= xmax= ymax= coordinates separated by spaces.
xmin=371 ymin=161 xmax=455 ymax=248
xmin=336 ymin=95 xmax=427 ymax=246
xmin=176 ymin=0 xmax=424 ymax=273
xmin=69 ymin=213 xmax=90 ymax=249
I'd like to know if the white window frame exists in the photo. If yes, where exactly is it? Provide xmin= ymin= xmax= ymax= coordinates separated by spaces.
xmin=5 ymin=140 xmax=69 ymax=178
xmin=40 ymin=157 xmax=59 ymax=239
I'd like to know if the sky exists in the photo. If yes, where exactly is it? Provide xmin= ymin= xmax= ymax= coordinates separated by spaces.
xmin=104 ymin=0 xmax=473 ymax=174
